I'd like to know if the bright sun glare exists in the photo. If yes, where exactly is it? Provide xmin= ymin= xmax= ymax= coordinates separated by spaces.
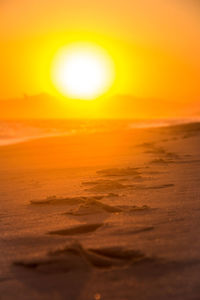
xmin=51 ymin=43 xmax=115 ymax=100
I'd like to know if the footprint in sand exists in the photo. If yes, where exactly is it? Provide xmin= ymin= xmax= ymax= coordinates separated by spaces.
xmin=112 ymin=226 xmax=155 ymax=236
xmin=48 ymin=223 xmax=103 ymax=236
xmin=150 ymin=158 xmax=175 ymax=165
xmin=150 ymin=158 xmax=200 ymax=165
xmin=30 ymin=194 xmax=113 ymax=205
xmin=144 ymin=146 xmax=166 ymax=155
xmin=65 ymin=199 xmax=152 ymax=217
xmin=137 ymin=141 xmax=182 ymax=163
xmin=84 ymin=180 xmax=132 ymax=193
xmin=13 ymin=242 xmax=152 ymax=273
xmin=136 ymin=142 xmax=156 ymax=149
xmin=96 ymin=168 xmax=141 ymax=178
xmin=132 ymin=183 xmax=174 ymax=190
xmin=14 ymin=241 xmax=200 ymax=276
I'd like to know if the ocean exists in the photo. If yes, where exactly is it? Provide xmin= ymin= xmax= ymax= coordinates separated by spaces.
xmin=0 ymin=118 xmax=199 ymax=146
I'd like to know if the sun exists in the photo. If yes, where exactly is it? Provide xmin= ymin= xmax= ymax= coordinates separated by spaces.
xmin=51 ymin=43 xmax=115 ymax=100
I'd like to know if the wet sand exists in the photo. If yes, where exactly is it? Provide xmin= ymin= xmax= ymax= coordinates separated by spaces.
xmin=1 ymin=122 xmax=200 ymax=300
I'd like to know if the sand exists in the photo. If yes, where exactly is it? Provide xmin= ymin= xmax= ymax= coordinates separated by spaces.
xmin=1 ymin=122 xmax=200 ymax=300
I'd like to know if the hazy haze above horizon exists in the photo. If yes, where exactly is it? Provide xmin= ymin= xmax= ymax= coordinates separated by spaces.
xmin=0 ymin=0 xmax=200 ymax=118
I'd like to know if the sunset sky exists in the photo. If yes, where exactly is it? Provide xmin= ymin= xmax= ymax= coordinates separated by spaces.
xmin=0 ymin=0 xmax=200 ymax=118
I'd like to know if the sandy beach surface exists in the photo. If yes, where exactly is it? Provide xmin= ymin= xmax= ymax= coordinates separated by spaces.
xmin=1 ymin=121 xmax=200 ymax=300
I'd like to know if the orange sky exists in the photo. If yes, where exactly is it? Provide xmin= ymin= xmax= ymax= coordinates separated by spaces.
xmin=0 ymin=0 xmax=200 ymax=117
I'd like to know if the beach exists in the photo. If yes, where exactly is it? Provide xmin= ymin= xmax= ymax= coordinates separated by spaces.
xmin=1 ymin=121 xmax=200 ymax=300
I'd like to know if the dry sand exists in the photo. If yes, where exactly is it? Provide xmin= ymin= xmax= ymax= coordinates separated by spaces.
xmin=1 ymin=122 xmax=200 ymax=300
